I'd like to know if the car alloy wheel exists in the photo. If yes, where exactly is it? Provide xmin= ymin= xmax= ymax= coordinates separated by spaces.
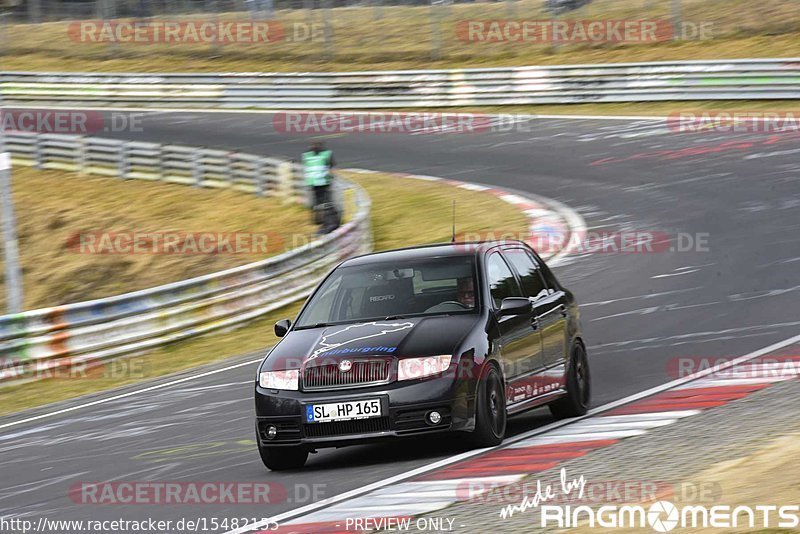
xmin=469 ymin=365 xmax=507 ymax=447
xmin=549 ymin=342 xmax=590 ymax=419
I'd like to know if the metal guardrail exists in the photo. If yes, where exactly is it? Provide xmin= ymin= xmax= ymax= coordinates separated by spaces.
xmin=5 ymin=131 xmax=295 ymax=196
xmin=0 ymin=132 xmax=372 ymax=385
xmin=2 ymin=59 xmax=800 ymax=109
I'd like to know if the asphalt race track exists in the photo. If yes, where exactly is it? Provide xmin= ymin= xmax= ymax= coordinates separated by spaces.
xmin=2 ymin=112 xmax=799 ymax=530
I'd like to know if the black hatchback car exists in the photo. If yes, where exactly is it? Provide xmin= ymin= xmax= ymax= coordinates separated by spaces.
xmin=255 ymin=240 xmax=589 ymax=470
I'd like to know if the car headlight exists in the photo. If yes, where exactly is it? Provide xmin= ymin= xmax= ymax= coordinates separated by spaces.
xmin=397 ymin=355 xmax=452 ymax=381
xmin=259 ymin=370 xmax=300 ymax=390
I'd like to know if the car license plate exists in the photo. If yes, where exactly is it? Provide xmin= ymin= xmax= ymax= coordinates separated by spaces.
xmin=305 ymin=399 xmax=382 ymax=423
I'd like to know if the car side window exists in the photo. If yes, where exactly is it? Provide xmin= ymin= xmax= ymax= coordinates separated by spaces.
xmin=486 ymin=252 xmax=523 ymax=308
xmin=504 ymin=248 xmax=548 ymax=299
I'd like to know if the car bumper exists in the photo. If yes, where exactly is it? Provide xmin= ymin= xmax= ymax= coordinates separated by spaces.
xmin=255 ymin=375 xmax=475 ymax=448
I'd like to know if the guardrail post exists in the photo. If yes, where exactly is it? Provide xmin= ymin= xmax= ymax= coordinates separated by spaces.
xmin=33 ymin=135 xmax=42 ymax=169
xmin=276 ymin=161 xmax=295 ymax=204
xmin=192 ymin=148 xmax=203 ymax=188
xmin=118 ymin=141 xmax=129 ymax=179
xmin=156 ymin=145 xmax=164 ymax=181
xmin=255 ymin=157 xmax=266 ymax=197
xmin=77 ymin=136 xmax=87 ymax=175
xmin=430 ymin=0 xmax=443 ymax=60
xmin=225 ymin=152 xmax=233 ymax=189
xmin=0 ymin=125 xmax=24 ymax=314
xmin=322 ymin=0 xmax=334 ymax=60
xmin=671 ymin=0 xmax=682 ymax=41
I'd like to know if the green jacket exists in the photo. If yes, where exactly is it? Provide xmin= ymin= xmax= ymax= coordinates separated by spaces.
xmin=302 ymin=150 xmax=333 ymax=187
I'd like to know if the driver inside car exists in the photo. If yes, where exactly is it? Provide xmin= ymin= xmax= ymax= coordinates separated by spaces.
xmin=424 ymin=276 xmax=476 ymax=313
xmin=456 ymin=276 xmax=475 ymax=308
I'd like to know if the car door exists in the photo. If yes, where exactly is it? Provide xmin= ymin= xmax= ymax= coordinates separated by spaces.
xmin=505 ymin=248 xmax=568 ymax=370
xmin=485 ymin=251 xmax=543 ymax=403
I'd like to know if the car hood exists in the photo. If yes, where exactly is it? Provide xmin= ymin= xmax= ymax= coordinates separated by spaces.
xmin=262 ymin=314 xmax=480 ymax=371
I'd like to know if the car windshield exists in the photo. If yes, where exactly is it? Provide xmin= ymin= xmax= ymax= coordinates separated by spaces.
xmin=294 ymin=255 xmax=478 ymax=328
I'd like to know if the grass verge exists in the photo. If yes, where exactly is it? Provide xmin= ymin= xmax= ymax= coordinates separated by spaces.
xmin=568 ymin=432 xmax=800 ymax=533
xmin=1 ymin=167 xmax=316 ymax=310
xmin=2 ymin=0 xmax=799 ymax=72
xmin=0 ymin=170 xmax=528 ymax=416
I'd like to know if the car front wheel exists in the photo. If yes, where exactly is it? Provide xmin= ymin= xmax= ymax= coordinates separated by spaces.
xmin=469 ymin=364 xmax=507 ymax=447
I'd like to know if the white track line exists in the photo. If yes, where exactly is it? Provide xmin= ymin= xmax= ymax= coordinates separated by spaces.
xmin=224 ymin=332 xmax=800 ymax=534
xmin=523 ymin=191 xmax=588 ymax=266
xmin=1 ymin=105 xmax=667 ymax=121
xmin=342 ymin=167 xmax=587 ymax=268
xmin=0 ymin=358 xmax=262 ymax=431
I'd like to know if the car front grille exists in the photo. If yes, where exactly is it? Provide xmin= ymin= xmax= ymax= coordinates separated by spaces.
xmin=303 ymin=358 xmax=391 ymax=390
xmin=304 ymin=417 xmax=391 ymax=438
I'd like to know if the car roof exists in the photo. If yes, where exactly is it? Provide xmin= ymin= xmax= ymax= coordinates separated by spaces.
xmin=339 ymin=240 xmax=530 ymax=267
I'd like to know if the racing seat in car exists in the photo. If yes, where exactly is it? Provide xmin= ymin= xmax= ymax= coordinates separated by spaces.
xmin=360 ymin=277 xmax=415 ymax=319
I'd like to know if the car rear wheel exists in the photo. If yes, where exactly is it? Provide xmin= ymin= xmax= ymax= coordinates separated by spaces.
xmin=549 ymin=341 xmax=590 ymax=419
xmin=258 ymin=445 xmax=308 ymax=471
xmin=469 ymin=365 xmax=507 ymax=447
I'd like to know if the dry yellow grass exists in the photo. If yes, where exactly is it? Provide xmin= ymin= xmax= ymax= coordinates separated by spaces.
xmin=567 ymin=432 xmax=800 ymax=533
xmin=342 ymin=170 xmax=529 ymax=251
xmin=2 ymin=0 xmax=798 ymax=72
xmin=0 ymin=166 xmax=316 ymax=310
xmin=0 ymin=169 xmax=529 ymax=415
xmin=677 ymin=433 xmax=800 ymax=533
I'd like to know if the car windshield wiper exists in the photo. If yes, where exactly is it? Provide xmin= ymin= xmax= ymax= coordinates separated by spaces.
xmin=384 ymin=312 xmax=455 ymax=320
xmin=295 ymin=322 xmax=336 ymax=330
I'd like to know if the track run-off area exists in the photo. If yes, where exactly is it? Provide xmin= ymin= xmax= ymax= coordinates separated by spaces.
xmin=1 ymin=111 xmax=799 ymax=532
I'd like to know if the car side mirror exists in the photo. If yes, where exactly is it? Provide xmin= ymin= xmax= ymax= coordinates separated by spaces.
xmin=497 ymin=297 xmax=532 ymax=317
xmin=274 ymin=319 xmax=292 ymax=338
